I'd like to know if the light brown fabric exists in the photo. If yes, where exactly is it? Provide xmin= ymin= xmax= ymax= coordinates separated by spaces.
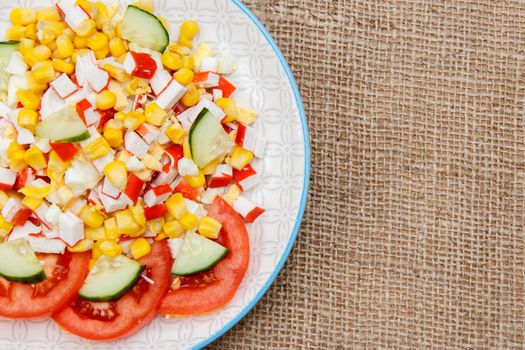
xmin=212 ymin=1 xmax=525 ymax=348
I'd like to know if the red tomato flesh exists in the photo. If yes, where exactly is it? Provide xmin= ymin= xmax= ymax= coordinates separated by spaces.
xmin=52 ymin=241 xmax=172 ymax=341
xmin=0 ymin=251 xmax=90 ymax=318
xmin=159 ymin=197 xmax=249 ymax=315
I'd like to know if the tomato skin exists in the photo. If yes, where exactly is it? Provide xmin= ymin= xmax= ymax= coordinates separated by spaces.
xmin=159 ymin=197 xmax=250 ymax=315
xmin=52 ymin=241 xmax=172 ymax=341
xmin=0 ymin=252 xmax=90 ymax=319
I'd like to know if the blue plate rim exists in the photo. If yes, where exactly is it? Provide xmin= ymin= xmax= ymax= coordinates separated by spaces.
xmin=193 ymin=0 xmax=311 ymax=349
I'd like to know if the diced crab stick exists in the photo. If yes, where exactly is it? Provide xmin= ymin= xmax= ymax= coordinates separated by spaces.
xmin=156 ymin=79 xmax=186 ymax=110
xmin=85 ymin=108 xmax=101 ymax=127
xmin=136 ymin=123 xmax=161 ymax=144
xmin=76 ymin=98 xmax=92 ymax=124
xmin=92 ymin=149 xmax=115 ymax=173
xmin=2 ymin=197 xmax=32 ymax=226
xmin=76 ymin=52 xmax=110 ymax=93
xmin=217 ymin=77 xmax=236 ymax=98
xmin=27 ymin=237 xmax=66 ymax=254
xmin=50 ymin=73 xmax=79 ymax=99
xmin=14 ymin=168 xmax=35 ymax=190
xmin=123 ymin=52 xmax=158 ymax=80
xmin=121 ymin=172 xmax=144 ymax=205
xmin=143 ymin=184 xmax=172 ymax=207
xmin=144 ymin=204 xmax=167 ymax=220
xmin=150 ymin=68 xmax=172 ymax=96
xmin=33 ymin=201 xmax=52 ymax=230
xmin=34 ymin=138 xmax=51 ymax=153
xmin=124 ymin=131 xmax=149 ymax=159
xmin=98 ymin=190 xmax=127 ymax=213
xmin=164 ymin=144 xmax=184 ymax=167
xmin=58 ymin=211 xmax=84 ymax=246
xmin=171 ymin=177 xmax=201 ymax=200
xmin=194 ymin=72 xmax=220 ymax=88
xmin=184 ymin=198 xmax=207 ymax=219
xmin=56 ymin=0 xmax=75 ymax=14
xmin=87 ymin=188 xmax=102 ymax=206
xmin=177 ymin=157 xmax=199 ymax=177
xmin=40 ymin=83 xmax=68 ymax=120
xmin=199 ymin=187 xmax=226 ymax=205
xmin=8 ymin=221 xmax=42 ymax=240
xmin=0 ymin=168 xmax=16 ymax=190
xmin=176 ymin=99 xmax=226 ymax=130
xmin=199 ymin=57 xmax=218 ymax=72
xmin=102 ymin=176 xmax=121 ymax=200
xmin=64 ymin=6 xmax=90 ymax=33
xmin=212 ymin=89 xmax=223 ymax=101
xmin=50 ymin=142 xmax=78 ymax=161
xmin=88 ymin=68 xmax=110 ymax=93
xmin=152 ymin=162 xmax=178 ymax=186
xmin=235 ymin=123 xmax=267 ymax=158
xmin=208 ymin=164 xmax=233 ymax=188
xmin=232 ymin=196 xmax=265 ymax=223
xmin=232 ymin=164 xmax=259 ymax=192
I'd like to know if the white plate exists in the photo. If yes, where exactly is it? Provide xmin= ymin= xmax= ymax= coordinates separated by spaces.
xmin=0 ymin=0 xmax=310 ymax=348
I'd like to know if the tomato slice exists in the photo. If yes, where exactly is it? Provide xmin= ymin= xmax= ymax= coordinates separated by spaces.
xmin=0 ymin=251 xmax=90 ymax=318
xmin=159 ymin=197 xmax=250 ymax=315
xmin=52 ymin=241 xmax=172 ymax=340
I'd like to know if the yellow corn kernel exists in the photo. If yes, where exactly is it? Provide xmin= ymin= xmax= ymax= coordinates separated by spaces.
xmin=129 ymin=238 xmax=151 ymax=259
xmin=183 ymin=136 xmax=192 ymax=159
xmin=163 ymin=220 xmax=185 ymax=238
xmin=47 ymin=39 xmax=57 ymax=52
xmin=0 ymin=215 xmax=14 ymax=236
xmin=184 ymin=170 xmax=205 ymax=189
xmin=57 ymin=185 xmax=74 ymax=204
xmin=6 ymin=25 xmax=26 ymax=40
xmin=173 ymin=67 xmax=194 ymax=86
xmin=47 ymin=150 xmax=70 ymax=174
xmin=149 ymin=217 xmax=165 ymax=234
xmin=11 ymin=8 xmax=36 ymax=26
xmin=222 ymin=184 xmax=241 ymax=205
xmin=56 ymin=34 xmax=74 ymax=58
xmin=130 ymin=203 xmax=146 ymax=227
xmin=67 ymin=239 xmax=94 ymax=253
xmin=180 ymin=20 xmax=199 ymax=39
xmin=178 ymin=34 xmax=193 ymax=48
xmin=62 ymin=27 xmax=75 ymax=39
xmin=162 ymin=51 xmax=183 ymax=71
xmin=19 ymin=38 xmax=35 ymax=56
xmin=38 ymin=21 xmax=66 ymax=36
xmin=71 ymin=48 xmax=90 ymax=63
xmin=198 ymin=216 xmax=222 ymax=239
xmin=17 ymin=109 xmax=39 ymax=132
xmin=169 ymin=43 xmax=190 ymax=56
xmin=23 ymin=146 xmax=46 ymax=170
xmin=7 ymin=141 xmax=26 ymax=172
xmin=144 ymin=102 xmax=167 ymax=126
xmin=0 ymin=191 xmax=8 ymax=209
xmin=94 ymin=46 xmax=109 ymax=59
xmin=109 ymin=37 xmax=127 ymax=57
xmin=80 ymin=205 xmax=105 ymax=229
xmin=179 ymin=213 xmax=198 ymax=231
xmin=25 ymin=72 xmax=47 ymax=94
xmin=115 ymin=20 xmax=123 ymax=38
xmin=215 ymin=98 xmax=238 ymax=119
xmin=92 ymin=242 xmax=103 ymax=259
xmin=102 ymin=64 xmax=129 ymax=82
xmin=115 ymin=209 xmax=141 ymax=235
xmin=154 ymin=233 xmax=167 ymax=241
xmin=77 ymin=0 xmax=96 ymax=16
xmin=73 ymin=35 xmax=88 ymax=49
xmin=21 ymin=196 xmax=43 ymax=211
xmin=165 ymin=193 xmax=187 ymax=220
xmin=182 ymin=55 xmax=194 ymax=70
xmin=32 ymin=63 xmax=55 ymax=84
xmin=103 ymin=160 xmax=128 ymax=190
xmin=165 ymin=124 xmax=185 ymax=144
xmin=229 ymin=145 xmax=254 ymax=170
xmin=37 ymin=7 xmax=61 ymax=22
xmin=86 ymin=226 xmax=107 ymax=241
xmin=113 ymin=111 xmax=125 ymax=122
xmin=19 ymin=184 xmax=51 ymax=199
xmin=99 ymin=240 xmax=122 ymax=257
xmin=87 ymin=32 xmax=108 ymax=51
xmin=124 ymin=110 xmax=146 ymax=130
xmin=103 ymin=217 xmax=120 ymax=240
xmin=39 ymin=28 xmax=56 ymax=45
xmin=24 ymin=24 xmax=36 ymax=40
xmin=75 ymin=18 xmax=96 ymax=37
xmin=84 ymin=137 xmax=111 ymax=160
xmin=96 ymin=90 xmax=116 ymax=110
xmin=181 ymin=83 xmax=199 ymax=107
xmin=31 ymin=45 xmax=52 ymax=63
xmin=52 ymin=58 xmax=74 ymax=74
xmin=103 ymin=128 xmax=123 ymax=148
xmin=202 ymin=157 xmax=221 ymax=175
xmin=125 ymin=78 xmax=148 ymax=95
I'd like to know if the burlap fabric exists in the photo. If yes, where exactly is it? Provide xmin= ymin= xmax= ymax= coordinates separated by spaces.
xmin=212 ymin=1 xmax=525 ymax=348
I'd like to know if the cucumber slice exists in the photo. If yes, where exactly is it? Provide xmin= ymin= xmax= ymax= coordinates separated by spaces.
xmin=35 ymin=106 xmax=89 ymax=142
xmin=0 ymin=41 xmax=19 ymax=66
xmin=171 ymin=231 xmax=228 ymax=276
xmin=121 ymin=5 xmax=169 ymax=52
xmin=79 ymin=255 xmax=145 ymax=302
xmin=0 ymin=239 xmax=46 ymax=284
xmin=189 ymin=109 xmax=234 ymax=168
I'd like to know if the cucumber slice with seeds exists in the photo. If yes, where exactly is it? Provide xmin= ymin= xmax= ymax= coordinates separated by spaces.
xmin=0 ymin=41 xmax=19 ymax=66
xmin=121 ymin=5 xmax=169 ymax=52
xmin=35 ymin=106 xmax=89 ymax=142
xmin=0 ymin=238 xmax=46 ymax=284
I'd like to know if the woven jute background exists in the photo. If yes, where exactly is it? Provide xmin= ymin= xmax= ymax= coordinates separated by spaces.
xmin=212 ymin=1 xmax=525 ymax=349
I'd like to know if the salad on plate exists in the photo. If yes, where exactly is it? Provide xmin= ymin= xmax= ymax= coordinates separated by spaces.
xmin=0 ymin=0 xmax=266 ymax=340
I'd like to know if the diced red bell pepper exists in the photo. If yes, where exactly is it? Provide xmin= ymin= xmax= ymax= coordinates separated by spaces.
xmin=11 ymin=208 xmax=32 ymax=226
xmin=130 ymin=51 xmax=157 ymax=79
xmin=173 ymin=178 xmax=200 ymax=200
xmin=244 ymin=207 xmax=265 ymax=223
xmin=233 ymin=164 xmax=256 ymax=184
xmin=173 ymin=103 xmax=188 ymax=115
xmin=123 ymin=173 xmax=144 ymax=205
xmin=144 ymin=204 xmax=167 ymax=220
xmin=217 ymin=77 xmax=236 ymax=98
xmin=50 ymin=142 xmax=78 ymax=162
xmin=235 ymin=123 xmax=247 ymax=146
xmin=97 ymin=108 xmax=116 ymax=129
xmin=164 ymin=144 xmax=184 ymax=167
xmin=76 ymin=98 xmax=92 ymax=124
